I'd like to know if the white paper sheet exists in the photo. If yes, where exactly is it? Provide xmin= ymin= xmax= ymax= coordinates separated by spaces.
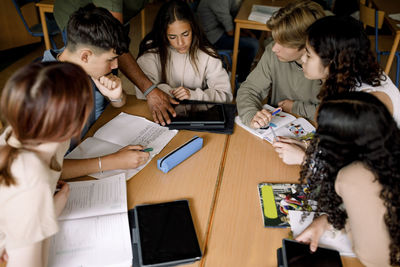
xmin=48 ymin=213 xmax=132 ymax=267
xmin=58 ymin=174 xmax=127 ymax=220
xmin=288 ymin=210 xmax=356 ymax=257
xmin=66 ymin=112 xmax=178 ymax=179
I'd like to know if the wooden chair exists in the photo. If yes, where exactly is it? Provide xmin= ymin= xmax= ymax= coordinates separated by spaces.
xmin=359 ymin=2 xmax=400 ymax=86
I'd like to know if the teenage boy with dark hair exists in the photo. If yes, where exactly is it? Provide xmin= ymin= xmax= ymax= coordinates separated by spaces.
xmin=54 ymin=0 xmax=178 ymax=126
xmin=43 ymin=4 xmax=150 ymax=179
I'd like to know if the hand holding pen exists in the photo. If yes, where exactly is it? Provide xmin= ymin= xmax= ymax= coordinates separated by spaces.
xmin=250 ymin=107 xmax=282 ymax=129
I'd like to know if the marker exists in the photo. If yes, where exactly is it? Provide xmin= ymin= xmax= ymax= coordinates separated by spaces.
xmin=140 ymin=148 xmax=153 ymax=152
xmin=271 ymin=107 xmax=282 ymax=116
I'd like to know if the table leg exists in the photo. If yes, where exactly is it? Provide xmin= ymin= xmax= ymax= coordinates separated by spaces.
xmin=38 ymin=7 xmax=51 ymax=50
xmin=384 ymin=32 xmax=400 ymax=75
xmin=231 ymin=24 xmax=241 ymax=92
xmin=141 ymin=9 xmax=146 ymax=40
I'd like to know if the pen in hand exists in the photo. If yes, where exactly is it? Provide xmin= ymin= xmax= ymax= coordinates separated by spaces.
xmin=260 ymin=107 xmax=282 ymax=129
xmin=140 ymin=148 xmax=153 ymax=152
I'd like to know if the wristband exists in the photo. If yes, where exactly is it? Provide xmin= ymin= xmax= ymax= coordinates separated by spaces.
xmin=143 ymin=84 xmax=158 ymax=97
xmin=109 ymin=92 xmax=124 ymax=103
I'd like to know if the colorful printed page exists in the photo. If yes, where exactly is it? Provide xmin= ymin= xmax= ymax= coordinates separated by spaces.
xmin=258 ymin=183 xmax=313 ymax=228
xmin=235 ymin=104 xmax=315 ymax=143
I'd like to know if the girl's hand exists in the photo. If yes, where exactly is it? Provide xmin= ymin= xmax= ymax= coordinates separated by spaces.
xmin=295 ymin=214 xmax=330 ymax=252
xmin=170 ymin=86 xmax=190 ymax=100
xmin=92 ymin=74 xmax=123 ymax=101
xmin=272 ymin=139 xmax=306 ymax=165
xmin=0 ymin=249 xmax=8 ymax=263
xmin=54 ymin=180 xmax=70 ymax=217
xmin=250 ymin=109 xmax=272 ymax=128
xmin=107 ymin=145 xmax=150 ymax=170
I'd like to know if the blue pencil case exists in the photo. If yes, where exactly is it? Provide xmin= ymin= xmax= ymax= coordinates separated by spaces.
xmin=157 ymin=136 xmax=203 ymax=173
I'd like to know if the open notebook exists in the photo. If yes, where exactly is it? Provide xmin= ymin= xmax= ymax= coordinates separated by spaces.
xmin=48 ymin=174 xmax=132 ymax=267
xmin=66 ymin=112 xmax=178 ymax=179
xmin=235 ymin=104 xmax=315 ymax=143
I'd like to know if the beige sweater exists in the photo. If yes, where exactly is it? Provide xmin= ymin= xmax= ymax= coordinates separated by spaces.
xmin=135 ymin=47 xmax=232 ymax=103
xmin=335 ymin=162 xmax=391 ymax=267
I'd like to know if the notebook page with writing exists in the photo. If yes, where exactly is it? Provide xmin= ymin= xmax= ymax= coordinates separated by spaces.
xmin=66 ymin=112 xmax=178 ymax=179
xmin=48 ymin=213 xmax=132 ymax=267
xmin=58 ymin=174 xmax=126 ymax=221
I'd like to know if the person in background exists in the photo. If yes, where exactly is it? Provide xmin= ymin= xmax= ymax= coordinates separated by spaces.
xmin=136 ymin=0 xmax=232 ymax=103
xmin=43 ymin=4 xmax=149 ymax=179
xmin=196 ymin=0 xmax=259 ymax=83
xmin=237 ymin=0 xmax=325 ymax=128
xmin=295 ymin=92 xmax=400 ymax=267
xmin=0 ymin=62 xmax=92 ymax=267
xmin=54 ymin=0 xmax=178 ymax=125
xmin=273 ymin=15 xmax=400 ymax=165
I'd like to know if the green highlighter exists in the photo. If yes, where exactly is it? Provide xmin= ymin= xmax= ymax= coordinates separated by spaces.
xmin=140 ymin=148 xmax=153 ymax=152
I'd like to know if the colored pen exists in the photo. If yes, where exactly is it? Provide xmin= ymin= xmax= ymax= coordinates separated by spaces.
xmin=271 ymin=107 xmax=282 ymax=116
xmin=140 ymin=148 xmax=153 ymax=152
xmin=260 ymin=108 xmax=282 ymax=129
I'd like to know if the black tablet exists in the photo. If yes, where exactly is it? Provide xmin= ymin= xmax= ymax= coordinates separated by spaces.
xmin=134 ymin=200 xmax=202 ymax=267
xmin=282 ymin=239 xmax=343 ymax=267
xmin=170 ymin=102 xmax=226 ymax=128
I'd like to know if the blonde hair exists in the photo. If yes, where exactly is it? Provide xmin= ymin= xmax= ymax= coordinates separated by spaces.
xmin=267 ymin=0 xmax=325 ymax=49
xmin=0 ymin=62 xmax=93 ymax=186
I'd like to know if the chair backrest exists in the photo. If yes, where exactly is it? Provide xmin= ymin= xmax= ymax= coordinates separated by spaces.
xmin=11 ymin=0 xmax=40 ymax=35
xmin=359 ymin=3 xmax=385 ymax=29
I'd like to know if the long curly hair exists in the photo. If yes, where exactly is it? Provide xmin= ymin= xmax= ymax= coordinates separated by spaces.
xmin=299 ymin=92 xmax=400 ymax=265
xmin=138 ymin=0 xmax=218 ymax=83
xmin=306 ymin=16 xmax=385 ymax=100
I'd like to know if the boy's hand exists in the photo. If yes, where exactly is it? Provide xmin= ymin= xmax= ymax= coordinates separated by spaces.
xmin=250 ymin=109 xmax=272 ymax=128
xmin=92 ymin=74 xmax=123 ymax=101
xmin=146 ymin=88 xmax=178 ymax=126
xmin=278 ymin=99 xmax=294 ymax=113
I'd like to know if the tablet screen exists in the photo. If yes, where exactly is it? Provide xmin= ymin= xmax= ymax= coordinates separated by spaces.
xmin=282 ymin=239 xmax=343 ymax=267
xmin=135 ymin=200 xmax=202 ymax=266
xmin=171 ymin=103 xmax=225 ymax=124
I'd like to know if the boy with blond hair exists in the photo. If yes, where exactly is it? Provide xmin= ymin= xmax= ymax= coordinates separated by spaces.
xmin=237 ymin=0 xmax=325 ymax=128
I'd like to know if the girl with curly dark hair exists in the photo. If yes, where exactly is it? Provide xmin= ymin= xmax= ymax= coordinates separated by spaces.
xmin=273 ymin=15 xmax=400 ymax=166
xmin=303 ymin=15 xmax=400 ymax=126
xmin=295 ymin=92 xmax=400 ymax=267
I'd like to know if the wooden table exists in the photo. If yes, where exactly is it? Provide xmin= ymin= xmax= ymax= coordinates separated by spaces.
xmin=35 ymin=0 xmax=147 ymax=50
xmin=202 ymin=125 xmax=365 ymax=267
xmin=369 ymin=0 xmax=400 ymax=75
xmin=231 ymin=0 xmax=290 ymax=90
xmin=86 ymin=96 xmax=229 ymax=267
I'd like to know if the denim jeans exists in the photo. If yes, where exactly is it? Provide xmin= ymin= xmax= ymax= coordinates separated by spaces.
xmin=214 ymin=32 xmax=259 ymax=82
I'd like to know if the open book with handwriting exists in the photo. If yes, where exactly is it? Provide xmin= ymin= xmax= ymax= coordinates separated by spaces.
xmin=66 ymin=112 xmax=178 ymax=179
xmin=235 ymin=104 xmax=315 ymax=143
xmin=48 ymin=174 xmax=132 ymax=267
